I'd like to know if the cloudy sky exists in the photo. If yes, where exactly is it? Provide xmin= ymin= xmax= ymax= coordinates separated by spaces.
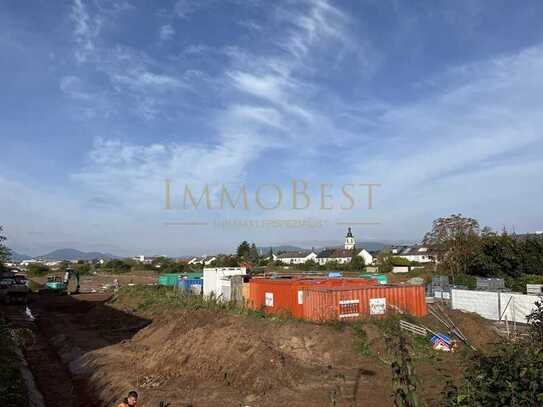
xmin=1 ymin=0 xmax=543 ymax=256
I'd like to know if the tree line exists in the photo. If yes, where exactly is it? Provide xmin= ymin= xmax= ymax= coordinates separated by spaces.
xmin=423 ymin=214 xmax=543 ymax=289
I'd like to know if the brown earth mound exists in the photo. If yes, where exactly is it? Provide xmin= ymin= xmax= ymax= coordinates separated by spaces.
xmin=19 ymin=289 xmax=500 ymax=407
xmin=81 ymin=308 xmax=389 ymax=406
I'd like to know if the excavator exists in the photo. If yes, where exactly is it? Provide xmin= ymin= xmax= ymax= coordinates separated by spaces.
xmin=39 ymin=268 xmax=80 ymax=295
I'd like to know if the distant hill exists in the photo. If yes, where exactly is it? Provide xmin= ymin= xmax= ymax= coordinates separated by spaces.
xmin=356 ymin=241 xmax=387 ymax=251
xmin=37 ymin=248 xmax=118 ymax=261
xmin=9 ymin=250 xmax=33 ymax=262
xmin=257 ymin=245 xmax=304 ymax=255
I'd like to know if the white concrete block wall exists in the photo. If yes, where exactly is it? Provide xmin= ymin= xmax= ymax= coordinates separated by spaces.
xmin=451 ymin=289 xmax=542 ymax=323
xmin=451 ymin=289 xmax=500 ymax=320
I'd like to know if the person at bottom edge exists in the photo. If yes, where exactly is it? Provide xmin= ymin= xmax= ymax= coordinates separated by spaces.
xmin=117 ymin=390 xmax=140 ymax=407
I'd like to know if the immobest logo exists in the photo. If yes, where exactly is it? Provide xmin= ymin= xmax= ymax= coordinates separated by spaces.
xmin=164 ymin=179 xmax=380 ymax=211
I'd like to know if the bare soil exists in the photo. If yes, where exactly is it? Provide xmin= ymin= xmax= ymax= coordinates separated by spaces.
xmin=2 ymin=279 xmax=501 ymax=407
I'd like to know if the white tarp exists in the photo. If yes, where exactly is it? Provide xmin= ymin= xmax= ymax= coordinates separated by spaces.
xmin=500 ymin=293 xmax=541 ymax=323
xmin=451 ymin=289 xmax=542 ymax=323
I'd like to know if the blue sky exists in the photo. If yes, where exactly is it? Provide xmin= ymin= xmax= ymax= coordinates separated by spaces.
xmin=1 ymin=0 xmax=543 ymax=256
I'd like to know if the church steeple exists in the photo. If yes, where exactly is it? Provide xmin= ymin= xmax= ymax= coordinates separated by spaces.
xmin=344 ymin=227 xmax=355 ymax=250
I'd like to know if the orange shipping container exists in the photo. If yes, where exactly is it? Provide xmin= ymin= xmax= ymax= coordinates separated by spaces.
xmin=248 ymin=278 xmax=377 ymax=318
xmin=302 ymin=284 xmax=427 ymax=322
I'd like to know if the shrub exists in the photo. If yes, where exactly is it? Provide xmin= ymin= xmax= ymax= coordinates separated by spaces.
xmin=443 ymin=300 xmax=543 ymax=405
xmin=26 ymin=263 xmax=50 ymax=276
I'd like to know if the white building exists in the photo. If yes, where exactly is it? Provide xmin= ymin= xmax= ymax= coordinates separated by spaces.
xmin=203 ymin=267 xmax=246 ymax=299
xmin=132 ymin=255 xmax=159 ymax=264
xmin=20 ymin=259 xmax=39 ymax=266
xmin=344 ymin=227 xmax=355 ymax=249
xmin=391 ymin=245 xmax=435 ymax=263
xmin=188 ymin=256 xmax=217 ymax=265
xmin=276 ymin=251 xmax=317 ymax=265
xmin=44 ymin=260 xmax=63 ymax=267
xmin=316 ymin=228 xmax=374 ymax=266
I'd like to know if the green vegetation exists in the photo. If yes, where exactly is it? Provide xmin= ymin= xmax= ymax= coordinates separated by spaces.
xmin=449 ymin=273 xmax=476 ymax=289
xmin=236 ymin=240 xmax=259 ymax=262
xmin=423 ymin=214 xmax=543 ymax=288
xmin=0 ymin=225 xmax=11 ymax=271
xmin=26 ymin=263 xmax=50 ymax=276
xmin=389 ymin=334 xmax=421 ymax=407
xmin=443 ymin=302 xmax=543 ymax=406
xmin=103 ymin=259 xmax=132 ymax=274
xmin=352 ymin=321 xmax=371 ymax=356
xmin=112 ymin=285 xmax=246 ymax=314
xmin=0 ymin=318 xmax=29 ymax=407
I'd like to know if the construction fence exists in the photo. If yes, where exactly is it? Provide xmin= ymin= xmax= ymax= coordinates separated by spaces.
xmin=451 ymin=289 xmax=542 ymax=323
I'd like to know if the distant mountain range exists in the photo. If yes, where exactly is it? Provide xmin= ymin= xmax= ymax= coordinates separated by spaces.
xmin=7 ymin=240 xmax=391 ymax=262
xmin=257 ymin=245 xmax=305 ymax=254
xmin=37 ymin=248 xmax=118 ymax=261
xmin=8 ymin=248 xmax=118 ymax=261
xmin=9 ymin=250 xmax=33 ymax=262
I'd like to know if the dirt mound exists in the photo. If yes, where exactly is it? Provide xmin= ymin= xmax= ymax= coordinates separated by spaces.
xmin=423 ymin=306 xmax=499 ymax=350
xmin=21 ymin=289 xmax=501 ymax=407
xmin=81 ymin=309 xmax=386 ymax=406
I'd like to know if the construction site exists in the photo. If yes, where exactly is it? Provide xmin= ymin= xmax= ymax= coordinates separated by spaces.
xmin=1 ymin=267 xmax=510 ymax=407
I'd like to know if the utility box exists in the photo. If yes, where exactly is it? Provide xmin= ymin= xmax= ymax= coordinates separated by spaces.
xmin=432 ymin=275 xmax=450 ymax=290
xmin=476 ymin=277 xmax=505 ymax=291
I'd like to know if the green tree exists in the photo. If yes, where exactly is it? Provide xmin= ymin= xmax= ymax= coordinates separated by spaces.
xmin=527 ymin=301 xmax=543 ymax=342
xmin=237 ymin=241 xmax=250 ymax=258
xmin=249 ymin=243 xmax=259 ymax=262
xmin=377 ymin=250 xmax=394 ymax=273
xmin=519 ymin=235 xmax=543 ymax=275
xmin=0 ymin=225 xmax=11 ymax=265
xmin=75 ymin=263 xmax=92 ymax=276
xmin=161 ymin=262 xmax=186 ymax=274
xmin=423 ymin=214 xmax=481 ymax=281
xmin=350 ymin=254 xmax=365 ymax=271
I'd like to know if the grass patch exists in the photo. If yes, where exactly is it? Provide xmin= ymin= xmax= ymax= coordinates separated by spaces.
xmin=327 ymin=319 xmax=347 ymax=332
xmin=352 ymin=320 xmax=372 ymax=357
xmin=111 ymin=285 xmax=299 ymax=324
xmin=0 ymin=318 xmax=29 ymax=407
xmin=373 ymin=314 xmax=403 ymax=335
xmin=111 ymin=285 xmax=241 ymax=313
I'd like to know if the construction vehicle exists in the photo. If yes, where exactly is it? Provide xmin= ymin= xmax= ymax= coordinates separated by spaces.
xmin=39 ymin=268 xmax=80 ymax=295
xmin=0 ymin=271 xmax=31 ymax=304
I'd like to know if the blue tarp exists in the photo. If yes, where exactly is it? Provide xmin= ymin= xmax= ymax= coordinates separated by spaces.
xmin=177 ymin=278 xmax=203 ymax=295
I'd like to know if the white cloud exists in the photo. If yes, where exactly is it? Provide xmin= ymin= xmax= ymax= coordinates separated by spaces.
xmin=345 ymin=45 xmax=543 ymax=237
xmin=71 ymin=0 xmax=102 ymax=63
xmin=59 ymin=75 xmax=90 ymax=100
xmin=173 ymin=0 xmax=200 ymax=18
xmin=159 ymin=24 xmax=175 ymax=41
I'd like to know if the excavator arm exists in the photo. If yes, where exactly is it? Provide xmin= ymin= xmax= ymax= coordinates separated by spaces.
xmin=63 ymin=268 xmax=80 ymax=294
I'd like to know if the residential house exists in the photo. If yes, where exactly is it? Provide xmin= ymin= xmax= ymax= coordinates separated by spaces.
xmin=391 ymin=245 xmax=435 ymax=263
xmin=316 ymin=228 xmax=374 ymax=266
xmin=188 ymin=256 xmax=217 ymax=265
xmin=276 ymin=250 xmax=317 ymax=265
